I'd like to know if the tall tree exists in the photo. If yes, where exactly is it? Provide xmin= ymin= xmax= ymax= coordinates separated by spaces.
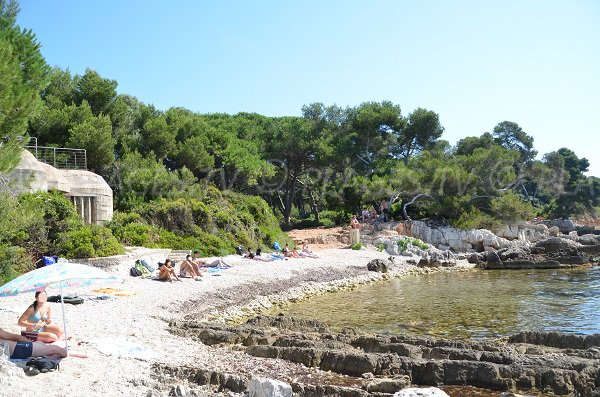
xmin=0 ymin=0 xmax=48 ymax=172
xmin=397 ymin=107 xmax=444 ymax=162
xmin=492 ymin=121 xmax=537 ymax=164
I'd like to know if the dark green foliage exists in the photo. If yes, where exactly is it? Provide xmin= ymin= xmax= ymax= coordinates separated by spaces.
xmin=0 ymin=243 xmax=32 ymax=284
xmin=57 ymin=225 xmax=123 ymax=258
xmin=106 ymin=185 xmax=288 ymax=256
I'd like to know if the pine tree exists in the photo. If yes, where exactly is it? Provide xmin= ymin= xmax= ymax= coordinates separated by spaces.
xmin=0 ymin=0 xmax=48 ymax=172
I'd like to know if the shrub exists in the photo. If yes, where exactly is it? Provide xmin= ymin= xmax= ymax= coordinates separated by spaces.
xmin=351 ymin=243 xmax=364 ymax=250
xmin=58 ymin=225 xmax=124 ymax=258
xmin=0 ymin=244 xmax=33 ymax=284
xmin=377 ymin=243 xmax=386 ymax=252
xmin=453 ymin=208 xmax=501 ymax=231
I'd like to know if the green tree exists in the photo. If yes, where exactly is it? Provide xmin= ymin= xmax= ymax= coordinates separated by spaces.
xmin=397 ymin=107 xmax=444 ymax=162
xmin=67 ymin=113 xmax=115 ymax=172
xmin=74 ymin=68 xmax=117 ymax=116
xmin=492 ymin=121 xmax=537 ymax=164
xmin=0 ymin=0 xmax=48 ymax=172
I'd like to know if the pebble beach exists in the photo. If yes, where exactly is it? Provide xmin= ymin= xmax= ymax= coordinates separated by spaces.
xmin=0 ymin=247 xmax=473 ymax=397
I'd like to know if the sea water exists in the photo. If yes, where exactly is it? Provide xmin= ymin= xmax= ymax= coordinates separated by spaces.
xmin=274 ymin=266 xmax=600 ymax=339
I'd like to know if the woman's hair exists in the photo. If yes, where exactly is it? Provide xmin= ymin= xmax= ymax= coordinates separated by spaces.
xmin=186 ymin=255 xmax=192 ymax=260
xmin=165 ymin=259 xmax=172 ymax=266
xmin=32 ymin=290 xmax=45 ymax=311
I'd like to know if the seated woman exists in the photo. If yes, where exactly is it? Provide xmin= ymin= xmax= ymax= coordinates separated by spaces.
xmin=283 ymin=243 xmax=301 ymax=258
xmin=179 ymin=255 xmax=202 ymax=279
xmin=298 ymin=241 xmax=318 ymax=258
xmin=18 ymin=290 xmax=64 ymax=343
xmin=159 ymin=259 xmax=181 ymax=282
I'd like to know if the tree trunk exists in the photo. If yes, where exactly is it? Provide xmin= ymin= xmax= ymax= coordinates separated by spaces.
xmin=402 ymin=193 xmax=435 ymax=221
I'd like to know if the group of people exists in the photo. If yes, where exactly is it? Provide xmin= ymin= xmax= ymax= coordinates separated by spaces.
xmin=352 ymin=200 xmax=390 ymax=229
xmin=158 ymin=251 xmax=232 ymax=282
xmin=1 ymin=290 xmax=69 ymax=360
xmin=241 ymin=241 xmax=318 ymax=261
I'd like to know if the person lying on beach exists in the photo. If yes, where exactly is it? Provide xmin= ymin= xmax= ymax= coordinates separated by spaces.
xmin=1 ymin=327 xmax=88 ymax=362
xmin=159 ymin=259 xmax=181 ymax=282
xmin=1 ymin=327 xmax=67 ymax=359
xmin=245 ymin=248 xmax=275 ymax=262
xmin=18 ymin=290 xmax=64 ymax=343
xmin=298 ymin=241 xmax=318 ymax=258
xmin=193 ymin=251 xmax=232 ymax=268
xmin=179 ymin=255 xmax=202 ymax=279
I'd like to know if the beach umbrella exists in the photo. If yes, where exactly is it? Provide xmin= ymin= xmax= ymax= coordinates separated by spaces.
xmin=0 ymin=261 xmax=121 ymax=351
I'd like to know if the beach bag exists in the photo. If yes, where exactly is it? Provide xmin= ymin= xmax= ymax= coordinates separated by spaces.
xmin=26 ymin=357 xmax=59 ymax=372
xmin=43 ymin=256 xmax=57 ymax=266
xmin=20 ymin=331 xmax=38 ymax=342
xmin=129 ymin=266 xmax=142 ymax=277
xmin=47 ymin=295 xmax=84 ymax=305
xmin=133 ymin=261 xmax=151 ymax=277
xmin=136 ymin=258 xmax=155 ymax=272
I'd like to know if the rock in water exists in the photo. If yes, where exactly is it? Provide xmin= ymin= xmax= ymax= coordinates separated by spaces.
xmin=393 ymin=387 xmax=450 ymax=397
xmin=248 ymin=377 xmax=292 ymax=397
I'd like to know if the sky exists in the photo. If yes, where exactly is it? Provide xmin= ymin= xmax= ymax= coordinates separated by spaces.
xmin=17 ymin=0 xmax=600 ymax=176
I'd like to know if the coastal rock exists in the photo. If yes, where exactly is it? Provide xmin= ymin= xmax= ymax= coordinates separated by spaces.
xmin=248 ymin=377 xmax=293 ymax=397
xmin=548 ymin=226 xmax=561 ymax=237
xmin=484 ymin=250 xmax=502 ymax=267
xmin=393 ymin=387 xmax=450 ymax=397
xmin=367 ymin=259 xmax=390 ymax=273
xmin=168 ymin=317 xmax=600 ymax=397
xmin=364 ymin=376 xmax=411 ymax=393
xmin=534 ymin=237 xmax=582 ymax=254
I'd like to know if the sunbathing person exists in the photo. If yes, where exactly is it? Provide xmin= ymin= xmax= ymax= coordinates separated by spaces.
xmin=193 ymin=250 xmax=232 ymax=268
xmin=299 ymin=241 xmax=318 ymax=258
xmin=247 ymin=248 xmax=275 ymax=262
xmin=179 ymin=255 xmax=202 ymax=279
xmin=18 ymin=290 xmax=64 ymax=343
xmin=159 ymin=259 xmax=181 ymax=282
xmin=0 ymin=327 xmax=66 ymax=358
xmin=283 ymin=243 xmax=301 ymax=258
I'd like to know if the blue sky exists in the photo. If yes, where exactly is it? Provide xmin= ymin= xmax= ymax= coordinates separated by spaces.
xmin=17 ymin=0 xmax=600 ymax=176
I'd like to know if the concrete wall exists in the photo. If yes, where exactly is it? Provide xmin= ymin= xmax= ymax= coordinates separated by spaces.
xmin=5 ymin=150 xmax=113 ymax=224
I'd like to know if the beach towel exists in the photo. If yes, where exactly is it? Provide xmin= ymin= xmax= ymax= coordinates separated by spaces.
xmin=92 ymin=288 xmax=137 ymax=296
xmin=90 ymin=337 xmax=159 ymax=361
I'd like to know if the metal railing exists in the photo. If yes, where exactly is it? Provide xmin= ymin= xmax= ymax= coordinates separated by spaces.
xmin=25 ymin=145 xmax=87 ymax=170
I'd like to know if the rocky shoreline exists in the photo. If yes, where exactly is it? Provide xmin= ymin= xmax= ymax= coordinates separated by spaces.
xmin=165 ymin=316 xmax=600 ymax=396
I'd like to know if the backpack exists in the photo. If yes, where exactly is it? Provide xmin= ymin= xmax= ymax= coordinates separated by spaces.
xmin=134 ymin=260 xmax=152 ymax=277
xmin=136 ymin=258 xmax=155 ymax=272
xmin=130 ymin=266 xmax=142 ymax=277
xmin=26 ymin=357 xmax=59 ymax=373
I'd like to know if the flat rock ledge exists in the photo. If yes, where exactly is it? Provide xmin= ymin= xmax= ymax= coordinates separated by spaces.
xmin=163 ymin=316 xmax=600 ymax=397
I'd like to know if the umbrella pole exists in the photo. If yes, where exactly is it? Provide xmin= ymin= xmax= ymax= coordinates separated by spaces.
xmin=60 ymin=281 xmax=69 ymax=354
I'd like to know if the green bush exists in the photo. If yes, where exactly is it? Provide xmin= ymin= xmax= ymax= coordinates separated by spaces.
xmin=110 ymin=187 xmax=290 ymax=256
xmin=452 ymin=208 xmax=501 ymax=231
xmin=351 ymin=243 xmax=364 ymax=250
xmin=0 ymin=244 xmax=33 ymax=284
xmin=58 ymin=225 xmax=124 ymax=258
xmin=377 ymin=243 xmax=386 ymax=252
xmin=397 ymin=238 xmax=409 ymax=253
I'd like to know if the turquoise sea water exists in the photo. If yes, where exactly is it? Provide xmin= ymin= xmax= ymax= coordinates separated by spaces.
xmin=273 ymin=266 xmax=600 ymax=339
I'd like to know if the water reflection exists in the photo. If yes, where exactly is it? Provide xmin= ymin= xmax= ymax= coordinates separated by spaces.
xmin=273 ymin=267 xmax=600 ymax=339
